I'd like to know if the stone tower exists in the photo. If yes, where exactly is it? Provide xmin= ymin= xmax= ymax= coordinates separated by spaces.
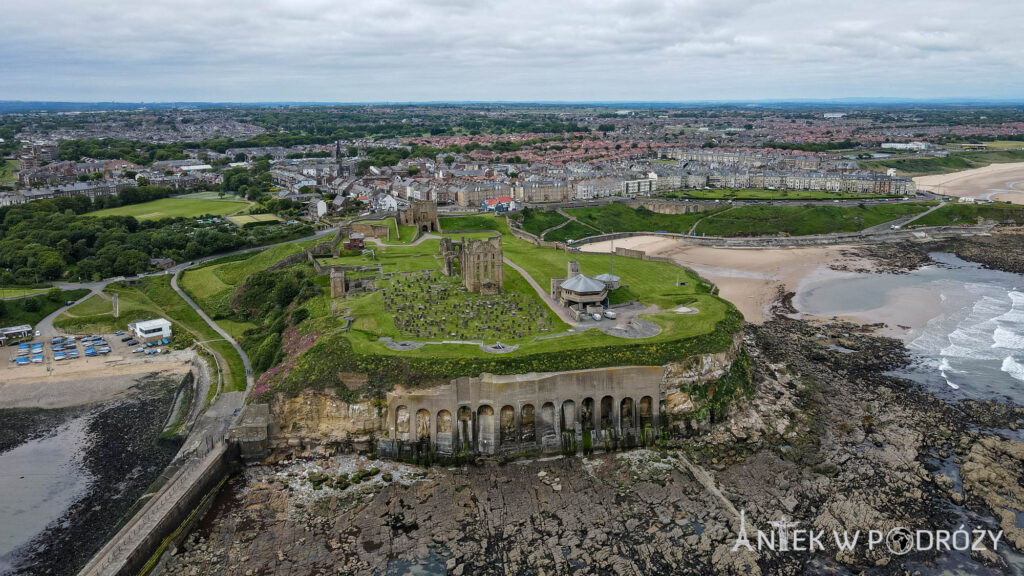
xmin=460 ymin=236 xmax=504 ymax=294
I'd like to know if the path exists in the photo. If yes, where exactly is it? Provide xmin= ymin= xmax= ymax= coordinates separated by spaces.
xmin=364 ymin=231 xmax=440 ymax=248
xmin=896 ymin=200 xmax=947 ymax=228
xmin=502 ymin=257 xmax=580 ymax=327
xmin=688 ymin=205 xmax=735 ymax=236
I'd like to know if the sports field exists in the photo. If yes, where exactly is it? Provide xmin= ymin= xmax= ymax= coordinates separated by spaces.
xmin=91 ymin=197 xmax=248 ymax=220
xmin=227 ymin=213 xmax=282 ymax=226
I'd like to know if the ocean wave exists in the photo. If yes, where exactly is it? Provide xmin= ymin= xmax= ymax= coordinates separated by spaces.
xmin=992 ymin=326 xmax=1024 ymax=350
xmin=1001 ymin=355 xmax=1024 ymax=383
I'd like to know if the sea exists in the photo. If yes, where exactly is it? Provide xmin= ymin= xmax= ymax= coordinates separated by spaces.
xmin=796 ymin=252 xmax=1024 ymax=406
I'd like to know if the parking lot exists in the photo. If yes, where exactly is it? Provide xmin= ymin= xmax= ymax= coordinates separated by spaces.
xmin=7 ymin=331 xmax=172 ymax=368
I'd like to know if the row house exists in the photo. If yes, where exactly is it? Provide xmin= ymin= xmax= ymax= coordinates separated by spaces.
xmin=514 ymin=177 xmax=571 ymax=203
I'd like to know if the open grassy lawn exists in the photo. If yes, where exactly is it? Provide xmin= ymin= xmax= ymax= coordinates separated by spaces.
xmin=375 ymin=217 xmax=417 ymax=244
xmin=0 ymin=287 xmax=48 ymax=300
xmin=862 ymin=150 xmax=1024 ymax=177
xmin=0 ymin=159 xmax=17 ymax=184
xmin=92 ymin=197 xmax=248 ymax=220
xmin=519 ymin=209 xmax=568 ymax=236
xmin=662 ymin=189 xmax=898 ymax=200
xmin=912 ymin=203 xmax=1024 ymax=227
xmin=0 ymin=288 xmax=90 ymax=328
xmin=544 ymin=220 xmax=601 ymax=243
xmin=54 ymin=277 xmax=247 ymax=393
xmin=694 ymin=202 xmax=934 ymax=236
xmin=440 ymin=215 xmax=503 ymax=231
xmin=174 ymin=191 xmax=245 ymax=200
xmin=179 ymin=240 xmax=316 ymax=312
xmin=566 ymin=203 xmax=720 ymax=235
xmin=227 ymin=213 xmax=283 ymax=226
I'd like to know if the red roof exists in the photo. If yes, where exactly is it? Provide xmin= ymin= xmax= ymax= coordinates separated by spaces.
xmin=485 ymin=196 xmax=514 ymax=205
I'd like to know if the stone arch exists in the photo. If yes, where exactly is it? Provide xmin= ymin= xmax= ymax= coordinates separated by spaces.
xmin=521 ymin=404 xmax=536 ymax=443
xmin=478 ymin=405 xmax=495 ymax=453
xmin=639 ymin=396 xmax=653 ymax=427
xmin=500 ymin=405 xmax=516 ymax=445
xmin=457 ymin=406 xmax=473 ymax=452
xmin=581 ymin=397 xmax=595 ymax=431
xmin=396 ymin=405 xmax=410 ymax=437
xmin=422 ymin=224 xmax=430 ymax=233
xmin=437 ymin=410 xmax=453 ymax=435
xmin=560 ymin=400 xmax=576 ymax=432
xmin=600 ymin=395 xmax=614 ymax=430
xmin=620 ymin=397 xmax=635 ymax=431
xmin=416 ymin=409 xmax=431 ymax=441
xmin=539 ymin=402 xmax=555 ymax=439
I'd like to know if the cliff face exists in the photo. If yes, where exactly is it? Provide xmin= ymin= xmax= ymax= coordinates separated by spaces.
xmin=271 ymin=333 xmax=744 ymax=445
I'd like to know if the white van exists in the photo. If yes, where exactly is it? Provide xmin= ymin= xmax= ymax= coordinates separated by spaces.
xmin=603 ymin=310 xmax=617 ymax=320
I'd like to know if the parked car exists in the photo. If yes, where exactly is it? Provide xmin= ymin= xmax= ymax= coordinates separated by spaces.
xmin=34 ymin=330 xmax=40 ymax=337
xmin=127 ymin=339 xmax=139 ymax=346
xmin=132 ymin=347 xmax=144 ymax=354
xmin=121 ymin=336 xmax=133 ymax=342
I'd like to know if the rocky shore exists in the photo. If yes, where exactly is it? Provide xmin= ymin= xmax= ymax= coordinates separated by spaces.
xmin=157 ymin=315 xmax=1023 ymax=575
xmin=6 ymin=376 xmax=181 ymax=576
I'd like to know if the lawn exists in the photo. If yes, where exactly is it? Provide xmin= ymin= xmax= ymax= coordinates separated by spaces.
xmin=440 ymin=215 xmax=503 ymax=231
xmin=0 ymin=288 xmax=90 ymax=328
xmin=544 ymin=220 xmax=600 ymax=243
xmin=693 ymin=203 xmax=935 ymax=236
xmin=661 ymin=189 xmax=898 ymax=201
xmin=0 ymin=159 xmax=17 ymax=184
xmin=565 ymin=203 xmax=720 ymax=235
xmin=174 ymin=191 xmax=245 ymax=200
xmin=518 ymin=209 xmax=568 ymax=236
xmin=0 ymin=287 xmax=48 ymax=300
xmin=91 ymin=197 xmax=248 ymax=220
xmin=227 ymin=213 xmax=283 ymax=226
xmin=316 ymin=241 xmax=442 ymax=274
xmin=912 ymin=203 xmax=1024 ymax=227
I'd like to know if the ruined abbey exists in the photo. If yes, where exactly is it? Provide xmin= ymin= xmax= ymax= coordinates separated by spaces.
xmin=439 ymin=235 xmax=504 ymax=294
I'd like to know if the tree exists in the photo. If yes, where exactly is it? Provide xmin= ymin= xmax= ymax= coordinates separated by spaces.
xmin=444 ymin=155 xmax=455 ymax=165
xmin=23 ymin=297 xmax=40 ymax=313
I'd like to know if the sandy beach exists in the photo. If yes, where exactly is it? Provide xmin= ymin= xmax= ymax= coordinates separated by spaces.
xmin=914 ymin=161 xmax=1024 ymax=204
xmin=0 ymin=351 xmax=192 ymax=409
xmin=581 ymin=236 xmax=867 ymax=323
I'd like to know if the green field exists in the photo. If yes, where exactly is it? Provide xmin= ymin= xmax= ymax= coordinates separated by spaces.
xmin=0 ymin=288 xmax=90 ymax=328
xmin=174 ymin=191 xmax=245 ymax=200
xmin=227 ymin=213 xmax=283 ymax=226
xmin=0 ymin=160 xmax=17 ymax=184
xmin=0 ymin=287 xmax=48 ymax=300
xmin=544 ymin=220 xmax=600 ymax=243
xmin=54 ymin=276 xmax=248 ymax=393
xmin=565 ymin=203 xmax=721 ymax=236
xmin=693 ymin=203 xmax=935 ymax=236
xmin=911 ymin=203 xmax=1024 ymax=227
xmin=862 ymin=150 xmax=1024 ymax=177
xmin=92 ymin=197 xmax=249 ymax=220
xmin=518 ymin=209 xmax=568 ymax=236
xmin=440 ymin=215 xmax=502 ymax=231
xmin=661 ymin=189 xmax=898 ymax=201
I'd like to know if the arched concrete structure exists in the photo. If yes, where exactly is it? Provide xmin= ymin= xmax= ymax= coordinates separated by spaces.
xmin=381 ymin=366 xmax=665 ymax=458
xmin=521 ymin=404 xmax=536 ymax=443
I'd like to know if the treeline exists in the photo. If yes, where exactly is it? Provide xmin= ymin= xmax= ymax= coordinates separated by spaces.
xmin=58 ymin=138 xmax=189 ymax=165
xmin=763 ymin=140 xmax=860 ymax=152
xmin=0 ymin=194 xmax=312 ymax=284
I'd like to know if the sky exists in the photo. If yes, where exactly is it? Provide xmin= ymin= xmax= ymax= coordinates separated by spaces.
xmin=1 ymin=0 xmax=1023 ymax=103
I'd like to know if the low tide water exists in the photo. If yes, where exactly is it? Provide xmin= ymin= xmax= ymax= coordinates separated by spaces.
xmin=0 ymin=415 xmax=91 ymax=574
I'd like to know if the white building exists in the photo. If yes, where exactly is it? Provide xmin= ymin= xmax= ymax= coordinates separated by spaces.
xmin=131 ymin=318 xmax=172 ymax=343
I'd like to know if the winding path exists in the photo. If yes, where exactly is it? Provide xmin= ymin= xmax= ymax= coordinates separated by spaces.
xmin=502 ymin=257 xmax=580 ymax=327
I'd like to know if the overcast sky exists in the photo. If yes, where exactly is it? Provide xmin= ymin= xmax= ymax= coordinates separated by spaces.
xmin=2 ymin=0 xmax=1022 ymax=102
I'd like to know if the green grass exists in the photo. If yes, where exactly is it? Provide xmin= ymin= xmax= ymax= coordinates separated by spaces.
xmin=945 ymin=141 xmax=1024 ymax=151
xmin=0 ymin=287 xmax=48 ymax=300
xmin=173 ymin=191 xmax=245 ymax=200
xmin=862 ymin=151 xmax=1024 ymax=176
xmin=911 ymin=203 xmax=1024 ymax=227
xmin=519 ymin=209 xmax=568 ymax=236
xmin=661 ymin=189 xmax=898 ymax=200
xmin=440 ymin=215 xmax=503 ymax=231
xmin=0 ymin=160 xmax=17 ymax=184
xmin=91 ymin=197 xmax=249 ymax=220
xmin=0 ymin=288 xmax=90 ymax=328
xmin=694 ymin=203 xmax=934 ymax=236
xmin=54 ymin=277 xmax=248 ymax=393
xmin=227 ymin=213 xmax=282 ymax=226
xmin=317 ymin=241 xmax=443 ymax=273
xmin=544 ymin=220 xmax=600 ymax=243
xmin=565 ymin=203 xmax=718 ymax=235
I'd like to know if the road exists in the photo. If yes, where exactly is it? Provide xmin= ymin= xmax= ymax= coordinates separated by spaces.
xmin=502 ymin=257 xmax=580 ymax=327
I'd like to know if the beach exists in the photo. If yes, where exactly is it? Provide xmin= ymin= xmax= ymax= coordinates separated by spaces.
xmin=580 ymin=236 xmax=866 ymax=323
xmin=914 ymin=161 xmax=1024 ymax=204
xmin=0 ymin=351 xmax=192 ymax=409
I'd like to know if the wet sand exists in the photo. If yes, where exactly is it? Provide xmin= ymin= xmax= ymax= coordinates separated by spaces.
xmin=914 ymin=162 xmax=1024 ymax=204
xmin=580 ymin=236 xmax=866 ymax=323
